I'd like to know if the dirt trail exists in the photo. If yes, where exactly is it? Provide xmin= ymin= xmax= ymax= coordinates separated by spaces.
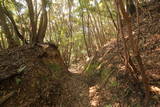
xmin=68 ymin=2 xmax=160 ymax=106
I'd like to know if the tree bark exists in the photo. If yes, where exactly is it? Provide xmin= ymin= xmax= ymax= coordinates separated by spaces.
xmin=1 ymin=2 xmax=27 ymax=44
xmin=118 ymin=0 xmax=150 ymax=106
xmin=37 ymin=0 xmax=48 ymax=43
xmin=26 ymin=0 xmax=37 ymax=44
xmin=0 ymin=8 xmax=17 ymax=48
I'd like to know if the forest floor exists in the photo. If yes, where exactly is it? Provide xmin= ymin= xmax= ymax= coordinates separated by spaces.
xmin=69 ymin=1 xmax=160 ymax=106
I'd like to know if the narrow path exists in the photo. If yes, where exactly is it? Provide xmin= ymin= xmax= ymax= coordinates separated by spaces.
xmin=69 ymin=63 xmax=101 ymax=107
xmin=68 ymin=62 xmax=84 ymax=74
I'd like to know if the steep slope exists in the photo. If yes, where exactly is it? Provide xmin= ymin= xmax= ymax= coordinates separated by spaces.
xmin=84 ymin=1 xmax=160 ymax=106
xmin=0 ymin=44 xmax=90 ymax=107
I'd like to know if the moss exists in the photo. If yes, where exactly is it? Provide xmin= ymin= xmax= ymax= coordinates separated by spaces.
xmin=84 ymin=62 xmax=100 ymax=75
xmin=47 ymin=63 xmax=62 ymax=72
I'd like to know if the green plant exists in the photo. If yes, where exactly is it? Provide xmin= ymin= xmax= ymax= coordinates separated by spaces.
xmin=110 ymin=80 xmax=119 ymax=87
xmin=85 ymin=63 xmax=100 ymax=74
xmin=104 ymin=104 xmax=112 ymax=107
xmin=17 ymin=65 xmax=26 ymax=73
xmin=48 ymin=63 xmax=62 ymax=72
xmin=15 ymin=77 xmax=21 ymax=85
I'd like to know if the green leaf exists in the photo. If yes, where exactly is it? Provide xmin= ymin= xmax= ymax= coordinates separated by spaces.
xmin=17 ymin=65 xmax=26 ymax=73
xmin=48 ymin=64 xmax=62 ymax=72
xmin=111 ymin=81 xmax=119 ymax=87
xmin=104 ymin=104 xmax=112 ymax=107
xmin=15 ymin=78 xmax=21 ymax=85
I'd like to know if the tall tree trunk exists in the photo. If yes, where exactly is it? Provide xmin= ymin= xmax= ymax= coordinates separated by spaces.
xmin=118 ymin=0 xmax=150 ymax=106
xmin=87 ymin=10 xmax=94 ymax=55
xmin=0 ymin=2 xmax=27 ymax=44
xmin=0 ymin=33 xmax=5 ymax=48
xmin=90 ymin=13 xmax=101 ymax=49
xmin=79 ymin=0 xmax=90 ymax=57
xmin=0 ymin=9 xmax=17 ymax=48
xmin=95 ymin=0 xmax=107 ymax=45
xmin=103 ymin=0 xmax=118 ymax=30
xmin=37 ymin=0 xmax=48 ymax=43
xmin=26 ymin=0 xmax=37 ymax=44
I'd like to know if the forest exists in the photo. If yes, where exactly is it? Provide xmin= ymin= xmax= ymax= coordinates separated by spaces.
xmin=0 ymin=0 xmax=160 ymax=107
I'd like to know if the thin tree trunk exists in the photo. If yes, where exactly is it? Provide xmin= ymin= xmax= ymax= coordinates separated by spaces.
xmin=103 ymin=0 xmax=118 ymax=30
xmin=95 ymin=0 xmax=107 ymax=45
xmin=26 ymin=0 xmax=37 ymax=43
xmin=0 ymin=9 xmax=17 ymax=48
xmin=90 ymin=13 xmax=101 ymax=49
xmin=37 ymin=0 xmax=48 ymax=43
xmin=1 ymin=33 xmax=5 ymax=48
xmin=118 ymin=0 xmax=150 ymax=106
xmin=1 ymin=3 xmax=27 ymax=44
xmin=79 ymin=0 xmax=90 ymax=57
xmin=48 ymin=9 xmax=52 ymax=41
xmin=87 ymin=10 xmax=94 ymax=55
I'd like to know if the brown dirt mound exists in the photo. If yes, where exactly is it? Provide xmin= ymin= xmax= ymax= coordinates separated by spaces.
xmin=0 ymin=44 xmax=90 ymax=107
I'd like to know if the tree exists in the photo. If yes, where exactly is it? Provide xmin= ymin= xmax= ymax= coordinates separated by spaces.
xmin=117 ymin=0 xmax=150 ymax=106
xmin=0 ymin=0 xmax=48 ymax=46
xmin=126 ymin=0 xmax=136 ymax=16
xmin=26 ymin=0 xmax=48 ymax=43
xmin=0 ymin=3 xmax=18 ymax=48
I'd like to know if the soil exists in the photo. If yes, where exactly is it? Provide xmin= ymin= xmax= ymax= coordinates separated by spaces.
xmin=83 ymin=1 xmax=160 ymax=106
xmin=0 ymin=44 xmax=90 ymax=107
